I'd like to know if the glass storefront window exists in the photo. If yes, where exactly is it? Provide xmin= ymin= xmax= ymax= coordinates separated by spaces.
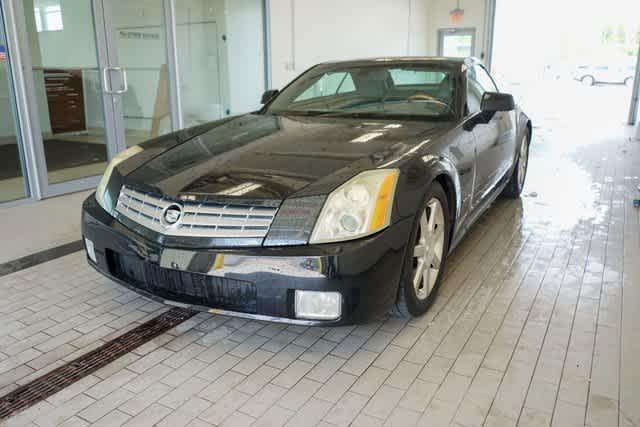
xmin=175 ymin=0 xmax=266 ymax=128
xmin=0 ymin=0 xmax=268 ymax=203
xmin=111 ymin=0 xmax=172 ymax=147
xmin=25 ymin=0 xmax=109 ymax=185
xmin=0 ymin=6 xmax=28 ymax=202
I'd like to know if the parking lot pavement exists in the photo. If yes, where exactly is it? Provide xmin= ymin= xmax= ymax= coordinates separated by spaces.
xmin=0 ymin=122 xmax=638 ymax=426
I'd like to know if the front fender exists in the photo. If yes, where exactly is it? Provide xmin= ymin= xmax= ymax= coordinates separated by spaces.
xmin=392 ymin=154 xmax=462 ymax=243
xmin=421 ymin=154 xmax=462 ymax=222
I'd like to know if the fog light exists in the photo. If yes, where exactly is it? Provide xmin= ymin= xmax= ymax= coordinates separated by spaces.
xmin=84 ymin=238 xmax=96 ymax=263
xmin=294 ymin=290 xmax=342 ymax=320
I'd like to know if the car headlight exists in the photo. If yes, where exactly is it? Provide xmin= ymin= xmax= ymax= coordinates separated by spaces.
xmin=95 ymin=145 xmax=143 ymax=215
xmin=309 ymin=169 xmax=399 ymax=244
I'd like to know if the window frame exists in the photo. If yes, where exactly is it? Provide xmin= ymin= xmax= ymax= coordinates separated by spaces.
xmin=464 ymin=64 xmax=500 ymax=116
xmin=473 ymin=64 xmax=499 ymax=93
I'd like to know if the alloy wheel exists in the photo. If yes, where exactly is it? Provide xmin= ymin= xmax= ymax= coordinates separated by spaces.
xmin=412 ymin=198 xmax=446 ymax=300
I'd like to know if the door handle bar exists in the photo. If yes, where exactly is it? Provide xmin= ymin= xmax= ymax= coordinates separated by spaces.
xmin=102 ymin=66 xmax=128 ymax=94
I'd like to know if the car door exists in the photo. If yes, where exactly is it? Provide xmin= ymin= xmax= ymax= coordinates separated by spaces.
xmin=466 ymin=65 xmax=516 ymax=204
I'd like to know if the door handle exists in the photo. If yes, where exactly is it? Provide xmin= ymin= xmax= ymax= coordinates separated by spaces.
xmin=114 ymin=68 xmax=128 ymax=95
xmin=102 ymin=67 xmax=112 ymax=94
xmin=102 ymin=67 xmax=128 ymax=94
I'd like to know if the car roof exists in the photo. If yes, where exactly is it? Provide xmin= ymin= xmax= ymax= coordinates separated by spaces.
xmin=318 ymin=56 xmax=480 ymax=69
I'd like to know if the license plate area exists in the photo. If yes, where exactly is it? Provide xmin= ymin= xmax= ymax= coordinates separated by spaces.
xmin=106 ymin=249 xmax=257 ymax=313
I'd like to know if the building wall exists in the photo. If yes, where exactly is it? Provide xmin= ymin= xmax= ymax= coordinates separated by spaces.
xmin=267 ymin=0 xmax=432 ymax=89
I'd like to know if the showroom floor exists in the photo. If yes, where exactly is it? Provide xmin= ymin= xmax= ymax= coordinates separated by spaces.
xmin=0 ymin=119 xmax=638 ymax=426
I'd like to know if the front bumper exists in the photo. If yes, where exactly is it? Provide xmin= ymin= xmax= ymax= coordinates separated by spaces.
xmin=81 ymin=194 xmax=413 ymax=325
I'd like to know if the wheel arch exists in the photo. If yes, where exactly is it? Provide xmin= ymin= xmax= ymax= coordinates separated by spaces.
xmin=392 ymin=167 xmax=458 ymax=315
xmin=434 ymin=173 xmax=457 ymax=249
xmin=417 ymin=155 xmax=462 ymax=251
xmin=523 ymin=119 xmax=532 ymax=149
xmin=515 ymin=111 xmax=532 ymax=151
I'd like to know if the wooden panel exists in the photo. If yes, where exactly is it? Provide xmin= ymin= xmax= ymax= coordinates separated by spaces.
xmin=44 ymin=69 xmax=86 ymax=134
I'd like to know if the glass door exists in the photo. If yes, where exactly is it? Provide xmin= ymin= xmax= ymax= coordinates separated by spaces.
xmin=102 ymin=0 xmax=174 ymax=148
xmin=7 ymin=0 xmax=267 ymax=201
xmin=175 ymin=2 xmax=225 ymax=128
xmin=0 ymin=5 xmax=29 ymax=202
xmin=22 ymin=0 xmax=117 ymax=189
xmin=18 ymin=0 xmax=177 ymax=200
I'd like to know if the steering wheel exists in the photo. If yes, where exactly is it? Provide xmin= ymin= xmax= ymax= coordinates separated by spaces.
xmin=407 ymin=93 xmax=452 ymax=110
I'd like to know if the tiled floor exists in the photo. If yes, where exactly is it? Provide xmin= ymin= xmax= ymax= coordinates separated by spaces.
xmin=0 ymin=120 xmax=639 ymax=426
xmin=0 ymin=190 xmax=90 ymax=264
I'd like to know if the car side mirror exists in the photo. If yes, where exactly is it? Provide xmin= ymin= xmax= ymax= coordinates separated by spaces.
xmin=480 ymin=92 xmax=515 ymax=112
xmin=261 ymin=89 xmax=279 ymax=104
xmin=464 ymin=92 xmax=515 ymax=131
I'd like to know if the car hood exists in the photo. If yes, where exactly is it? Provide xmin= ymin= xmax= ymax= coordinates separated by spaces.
xmin=123 ymin=113 xmax=451 ymax=201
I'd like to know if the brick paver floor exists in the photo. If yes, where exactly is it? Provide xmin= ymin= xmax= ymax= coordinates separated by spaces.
xmin=0 ymin=122 xmax=638 ymax=426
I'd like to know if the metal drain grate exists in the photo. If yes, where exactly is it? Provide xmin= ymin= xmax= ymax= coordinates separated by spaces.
xmin=0 ymin=307 xmax=196 ymax=421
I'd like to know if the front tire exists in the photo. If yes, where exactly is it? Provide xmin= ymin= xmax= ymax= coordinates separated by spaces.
xmin=502 ymin=132 xmax=530 ymax=198
xmin=395 ymin=182 xmax=450 ymax=317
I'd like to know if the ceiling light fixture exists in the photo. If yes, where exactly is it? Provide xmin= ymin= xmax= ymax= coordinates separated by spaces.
xmin=450 ymin=0 xmax=464 ymax=25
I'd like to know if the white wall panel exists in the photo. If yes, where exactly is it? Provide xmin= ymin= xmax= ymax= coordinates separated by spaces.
xmin=268 ymin=0 xmax=430 ymax=89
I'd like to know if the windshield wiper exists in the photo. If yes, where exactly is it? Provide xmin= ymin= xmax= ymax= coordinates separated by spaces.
xmin=326 ymin=111 xmax=453 ymax=121
xmin=275 ymin=110 xmax=333 ymax=117
xmin=275 ymin=110 xmax=451 ymax=121
xmin=323 ymin=111 xmax=387 ymax=118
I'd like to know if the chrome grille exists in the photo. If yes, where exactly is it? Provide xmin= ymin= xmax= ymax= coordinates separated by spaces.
xmin=115 ymin=185 xmax=278 ymax=238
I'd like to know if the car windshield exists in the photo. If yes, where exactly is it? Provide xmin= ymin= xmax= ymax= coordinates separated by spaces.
xmin=266 ymin=63 xmax=457 ymax=120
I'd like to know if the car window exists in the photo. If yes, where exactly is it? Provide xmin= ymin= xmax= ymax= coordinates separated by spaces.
xmin=267 ymin=63 xmax=457 ymax=120
xmin=474 ymin=65 xmax=498 ymax=92
xmin=266 ymin=62 xmax=457 ymax=120
xmin=295 ymin=72 xmax=356 ymax=102
xmin=466 ymin=68 xmax=482 ymax=114
xmin=466 ymin=65 xmax=498 ymax=115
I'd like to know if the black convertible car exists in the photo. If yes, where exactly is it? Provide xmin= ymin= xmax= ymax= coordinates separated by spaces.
xmin=82 ymin=57 xmax=531 ymax=325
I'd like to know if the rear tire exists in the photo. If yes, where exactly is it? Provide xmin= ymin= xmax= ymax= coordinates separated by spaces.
xmin=502 ymin=131 xmax=530 ymax=198
xmin=394 ymin=182 xmax=451 ymax=317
